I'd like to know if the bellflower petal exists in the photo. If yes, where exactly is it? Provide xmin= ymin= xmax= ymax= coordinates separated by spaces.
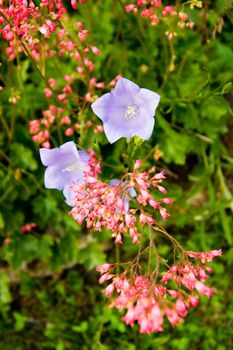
xmin=40 ymin=141 xmax=80 ymax=168
xmin=63 ymin=183 xmax=76 ymax=207
xmin=136 ymin=88 xmax=160 ymax=115
xmin=132 ymin=114 xmax=155 ymax=140
xmin=91 ymin=93 xmax=113 ymax=122
xmin=103 ymin=121 xmax=126 ymax=144
xmin=40 ymin=141 xmax=89 ymax=192
xmin=44 ymin=164 xmax=70 ymax=190
xmin=40 ymin=147 xmax=61 ymax=166
xmin=91 ymin=77 xmax=160 ymax=143
xmin=112 ymin=77 xmax=140 ymax=97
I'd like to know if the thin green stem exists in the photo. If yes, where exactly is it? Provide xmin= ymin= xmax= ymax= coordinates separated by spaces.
xmin=147 ymin=224 xmax=153 ymax=274
xmin=115 ymin=244 xmax=120 ymax=274
xmin=153 ymin=225 xmax=186 ymax=261
xmin=0 ymin=108 xmax=11 ymax=140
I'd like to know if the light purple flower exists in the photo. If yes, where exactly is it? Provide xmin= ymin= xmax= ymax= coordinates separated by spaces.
xmin=109 ymin=179 xmax=137 ymax=213
xmin=91 ymin=77 xmax=160 ymax=143
xmin=39 ymin=142 xmax=89 ymax=205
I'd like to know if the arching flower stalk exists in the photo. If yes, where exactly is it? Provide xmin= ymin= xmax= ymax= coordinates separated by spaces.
xmin=40 ymin=144 xmax=222 ymax=334
xmin=96 ymin=243 xmax=222 ymax=334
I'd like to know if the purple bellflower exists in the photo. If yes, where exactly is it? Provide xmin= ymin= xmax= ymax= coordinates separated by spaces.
xmin=91 ymin=77 xmax=160 ymax=143
xmin=39 ymin=141 xmax=89 ymax=205
xmin=109 ymin=179 xmax=137 ymax=213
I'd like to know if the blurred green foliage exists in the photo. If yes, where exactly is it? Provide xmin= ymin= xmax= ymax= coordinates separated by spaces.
xmin=0 ymin=0 xmax=233 ymax=349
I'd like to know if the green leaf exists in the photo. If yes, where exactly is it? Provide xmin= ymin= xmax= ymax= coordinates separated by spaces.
xmin=59 ymin=232 xmax=78 ymax=263
xmin=0 ymin=212 xmax=4 ymax=229
xmin=219 ymin=209 xmax=232 ymax=245
xmin=158 ymin=116 xmax=197 ymax=165
xmin=0 ymin=273 xmax=12 ymax=304
xmin=13 ymin=312 xmax=28 ymax=331
xmin=221 ymin=82 xmax=232 ymax=94
xmin=10 ymin=143 xmax=38 ymax=171
xmin=72 ymin=321 xmax=88 ymax=332
xmin=79 ymin=241 xmax=106 ymax=270
xmin=11 ymin=235 xmax=39 ymax=269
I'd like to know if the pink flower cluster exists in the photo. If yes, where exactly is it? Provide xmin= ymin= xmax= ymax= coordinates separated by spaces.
xmin=29 ymin=105 xmax=71 ymax=148
xmin=0 ymin=0 xmax=38 ymax=60
xmin=69 ymin=151 xmax=173 ymax=243
xmin=125 ymin=0 xmax=195 ymax=39
xmin=0 ymin=0 xmax=98 ymax=82
xmin=20 ymin=222 xmax=37 ymax=233
xmin=96 ymin=249 xmax=222 ymax=334
xmin=186 ymin=249 xmax=222 ymax=264
xmin=0 ymin=2 xmax=124 ymax=148
xmin=161 ymin=258 xmax=219 ymax=298
xmin=0 ymin=0 xmax=65 ymax=60
xmin=29 ymin=101 xmax=108 ymax=148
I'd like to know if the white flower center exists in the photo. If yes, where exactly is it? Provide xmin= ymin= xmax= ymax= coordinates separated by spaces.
xmin=124 ymin=104 xmax=139 ymax=121
xmin=62 ymin=161 xmax=85 ymax=173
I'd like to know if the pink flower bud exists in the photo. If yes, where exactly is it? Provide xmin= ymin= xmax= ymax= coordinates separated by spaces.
xmin=139 ymin=212 xmax=155 ymax=224
xmin=96 ymin=263 xmax=113 ymax=273
xmin=157 ymin=185 xmax=167 ymax=194
xmin=188 ymin=294 xmax=199 ymax=307
xmin=96 ymin=82 xmax=105 ymax=89
xmin=151 ymin=0 xmax=161 ymax=6
xmin=99 ymin=273 xmax=114 ymax=285
xmin=152 ymin=170 xmax=166 ymax=180
xmin=71 ymin=0 xmax=77 ymax=9
xmin=114 ymin=233 xmax=123 ymax=244
xmin=166 ymin=308 xmax=181 ymax=327
xmin=125 ymin=4 xmax=137 ymax=12
xmin=122 ymin=307 xmax=135 ymax=326
xmin=134 ymin=160 xmax=142 ymax=170
xmin=195 ymin=281 xmax=214 ymax=298
xmin=125 ymin=214 xmax=136 ymax=226
xmin=149 ymin=199 xmax=160 ymax=209
xmin=103 ymin=283 xmax=114 ymax=298
xmin=75 ymin=21 xmax=84 ymax=29
xmin=61 ymin=116 xmax=71 ymax=125
xmin=42 ymin=141 xmax=50 ymax=149
xmin=91 ymin=46 xmax=100 ymax=55
xmin=175 ymin=298 xmax=187 ymax=317
xmin=44 ymin=88 xmax=53 ymax=97
xmin=162 ymin=197 xmax=174 ymax=204
xmin=159 ymin=207 xmax=170 ymax=219
xmin=65 ymin=128 xmax=74 ymax=136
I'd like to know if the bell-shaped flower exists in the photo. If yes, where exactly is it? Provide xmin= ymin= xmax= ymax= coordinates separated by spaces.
xmin=91 ymin=77 xmax=160 ymax=143
xmin=40 ymin=141 xmax=89 ymax=205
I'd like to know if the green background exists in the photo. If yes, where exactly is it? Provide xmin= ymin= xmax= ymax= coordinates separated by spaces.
xmin=0 ymin=1 xmax=232 ymax=349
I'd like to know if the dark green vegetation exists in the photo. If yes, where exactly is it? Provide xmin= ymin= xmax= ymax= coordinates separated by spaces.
xmin=0 ymin=0 xmax=233 ymax=349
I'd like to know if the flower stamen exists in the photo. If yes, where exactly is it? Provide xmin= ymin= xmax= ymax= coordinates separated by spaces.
xmin=124 ymin=104 xmax=139 ymax=121
xmin=62 ymin=162 xmax=85 ymax=173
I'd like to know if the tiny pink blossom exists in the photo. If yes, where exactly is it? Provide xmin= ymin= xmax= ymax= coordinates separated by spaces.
xmin=195 ymin=281 xmax=214 ymax=298
xmin=99 ymin=273 xmax=114 ymax=285
xmin=125 ymin=4 xmax=137 ymax=12
xmin=71 ymin=0 xmax=77 ymax=9
xmin=159 ymin=207 xmax=170 ymax=220
xmin=44 ymin=88 xmax=53 ymax=97
xmin=96 ymin=263 xmax=113 ymax=273
xmin=162 ymin=197 xmax=174 ymax=204
xmin=103 ymin=283 xmax=115 ymax=298
xmin=175 ymin=298 xmax=187 ymax=317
